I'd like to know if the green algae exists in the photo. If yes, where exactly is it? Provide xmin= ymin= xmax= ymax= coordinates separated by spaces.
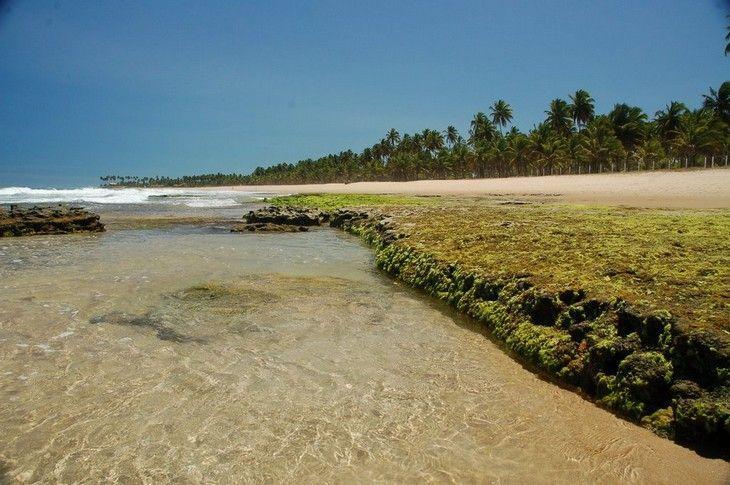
xmin=268 ymin=193 xmax=440 ymax=211
xmin=301 ymin=200 xmax=727 ymax=450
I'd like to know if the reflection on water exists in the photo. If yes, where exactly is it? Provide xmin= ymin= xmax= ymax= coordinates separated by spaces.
xmin=0 ymin=226 xmax=728 ymax=483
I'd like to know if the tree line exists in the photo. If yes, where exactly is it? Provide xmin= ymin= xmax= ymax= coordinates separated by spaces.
xmin=101 ymin=82 xmax=730 ymax=187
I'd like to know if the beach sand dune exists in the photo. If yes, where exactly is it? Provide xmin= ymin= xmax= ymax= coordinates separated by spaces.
xmin=212 ymin=168 xmax=730 ymax=209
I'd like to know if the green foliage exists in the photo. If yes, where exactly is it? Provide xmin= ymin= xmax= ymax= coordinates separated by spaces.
xmin=100 ymin=84 xmax=730 ymax=187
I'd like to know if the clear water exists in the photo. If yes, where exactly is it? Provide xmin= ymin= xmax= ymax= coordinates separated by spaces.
xmin=0 ymin=210 xmax=727 ymax=483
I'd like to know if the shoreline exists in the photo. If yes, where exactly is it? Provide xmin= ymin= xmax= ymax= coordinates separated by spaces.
xmin=261 ymin=198 xmax=730 ymax=455
xmin=205 ymin=168 xmax=730 ymax=209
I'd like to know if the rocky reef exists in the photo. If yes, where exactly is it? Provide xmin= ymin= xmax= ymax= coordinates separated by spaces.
xmin=233 ymin=206 xmax=328 ymax=232
xmin=231 ymin=222 xmax=309 ymax=233
xmin=326 ymin=207 xmax=729 ymax=452
xmin=0 ymin=204 xmax=105 ymax=237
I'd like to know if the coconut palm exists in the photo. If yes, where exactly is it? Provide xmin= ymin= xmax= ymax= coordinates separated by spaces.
xmin=444 ymin=125 xmax=460 ymax=147
xmin=469 ymin=112 xmax=496 ymax=145
xmin=702 ymin=82 xmax=730 ymax=123
xmin=489 ymin=100 xmax=513 ymax=133
xmin=385 ymin=128 xmax=400 ymax=148
xmin=654 ymin=102 xmax=689 ymax=146
xmin=569 ymin=89 xmax=595 ymax=130
xmin=545 ymin=99 xmax=573 ymax=136
xmin=506 ymin=132 xmax=531 ymax=176
xmin=609 ymin=104 xmax=647 ymax=153
xmin=632 ymin=137 xmax=665 ymax=171
xmin=672 ymin=109 xmax=717 ymax=167
xmin=577 ymin=117 xmax=626 ymax=173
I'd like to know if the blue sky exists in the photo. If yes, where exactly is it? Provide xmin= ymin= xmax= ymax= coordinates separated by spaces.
xmin=0 ymin=0 xmax=728 ymax=187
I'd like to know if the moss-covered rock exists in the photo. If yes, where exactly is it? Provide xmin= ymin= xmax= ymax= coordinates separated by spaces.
xmin=641 ymin=407 xmax=674 ymax=438
xmin=616 ymin=351 xmax=673 ymax=407
xmin=324 ymin=205 xmax=727 ymax=451
xmin=673 ymin=387 xmax=730 ymax=444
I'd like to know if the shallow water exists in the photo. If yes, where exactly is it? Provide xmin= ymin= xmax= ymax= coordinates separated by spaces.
xmin=0 ymin=222 xmax=728 ymax=483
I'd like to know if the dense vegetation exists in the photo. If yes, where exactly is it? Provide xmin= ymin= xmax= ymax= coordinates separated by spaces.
xmin=102 ymin=82 xmax=730 ymax=187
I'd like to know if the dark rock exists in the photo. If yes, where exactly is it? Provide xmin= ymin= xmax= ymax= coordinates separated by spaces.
xmin=568 ymin=321 xmax=592 ymax=341
xmin=522 ymin=291 xmax=563 ymax=326
xmin=330 ymin=209 xmax=372 ymax=229
xmin=231 ymin=222 xmax=308 ymax=233
xmin=673 ymin=388 xmax=730 ymax=444
xmin=582 ymin=299 xmax=609 ymax=320
xmin=616 ymin=302 xmax=644 ymax=336
xmin=558 ymin=288 xmax=586 ymax=305
xmin=642 ymin=311 xmax=672 ymax=347
xmin=670 ymin=380 xmax=705 ymax=400
xmin=616 ymin=351 xmax=673 ymax=407
xmin=245 ymin=206 xmax=323 ymax=226
xmin=0 ymin=204 xmax=105 ymax=237
xmin=671 ymin=329 xmax=730 ymax=387
xmin=586 ymin=333 xmax=642 ymax=377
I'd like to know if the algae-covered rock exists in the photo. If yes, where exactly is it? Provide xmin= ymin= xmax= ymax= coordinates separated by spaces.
xmin=671 ymin=329 xmax=730 ymax=387
xmin=596 ymin=351 xmax=673 ymax=419
xmin=615 ymin=351 xmax=673 ymax=408
xmin=673 ymin=387 xmax=730 ymax=444
xmin=558 ymin=288 xmax=586 ymax=306
xmin=520 ymin=290 xmax=563 ymax=326
xmin=329 ymin=209 xmax=372 ymax=229
xmin=616 ymin=301 xmax=644 ymax=336
xmin=0 ymin=204 xmax=104 ymax=237
xmin=323 ymin=201 xmax=728 ymax=451
xmin=245 ymin=206 xmax=323 ymax=226
xmin=670 ymin=380 xmax=705 ymax=400
xmin=231 ymin=222 xmax=308 ymax=233
xmin=585 ymin=328 xmax=642 ymax=378
xmin=641 ymin=407 xmax=674 ymax=438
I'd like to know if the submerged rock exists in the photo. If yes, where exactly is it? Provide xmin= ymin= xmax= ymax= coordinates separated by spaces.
xmin=0 ymin=204 xmax=105 ymax=237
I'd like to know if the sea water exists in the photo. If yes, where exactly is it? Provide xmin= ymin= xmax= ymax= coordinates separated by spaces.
xmin=0 ymin=203 xmax=727 ymax=483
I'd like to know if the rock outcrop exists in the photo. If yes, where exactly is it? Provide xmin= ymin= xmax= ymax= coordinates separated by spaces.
xmin=329 ymin=208 xmax=730 ymax=452
xmin=231 ymin=222 xmax=309 ymax=233
xmin=245 ymin=206 xmax=326 ymax=227
xmin=0 ymin=204 xmax=105 ymax=237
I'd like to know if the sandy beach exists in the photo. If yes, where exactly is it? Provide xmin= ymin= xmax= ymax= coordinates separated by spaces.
xmin=212 ymin=168 xmax=730 ymax=209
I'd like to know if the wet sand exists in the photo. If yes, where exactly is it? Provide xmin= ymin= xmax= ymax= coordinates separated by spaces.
xmin=211 ymin=168 xmax=730 ymax=209
xmin=1 ymin=226 xmax=728 ymax=483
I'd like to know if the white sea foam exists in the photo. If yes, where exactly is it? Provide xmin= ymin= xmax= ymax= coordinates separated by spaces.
xmin=0 ymin=186 xmax=265 ymax=208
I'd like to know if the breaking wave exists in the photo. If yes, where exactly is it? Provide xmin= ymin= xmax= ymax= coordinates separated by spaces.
xmin=0 ymin=187 xmax=263 ymax=208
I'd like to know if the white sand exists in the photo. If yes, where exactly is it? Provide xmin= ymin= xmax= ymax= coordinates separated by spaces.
xmin=212 ymin=168 xmax=730 ymax=209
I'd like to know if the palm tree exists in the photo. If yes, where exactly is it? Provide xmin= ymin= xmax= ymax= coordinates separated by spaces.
xmin=506 ymin=133 xmax=531 ymax=176
xmin=654 ymin=102 xmax=689 ymax=146
xmin=577 ymin=117 xmax=626 ymax=173
xmin=469 ymin=112 xmax=496 ymax=145
xmin=725 ymin=17 xmax=730 ymax=56
xmin=450 ymin=142 xmax=471 ymax=178
xmin=702 ymin=82 xmax=730 ymax=123
xmin=385 ymin=128 xmax=401 ymax=148
xmin=422 ymin=129 xmax=445 ymax=155
xmin=609 ymin=103 xmax=647 ymax=154
xmin=444 ymin=125 xmax=460 ymax=147
xmin=672 ymin=109 xmax=717 ymax=168
xmin=569 ymin=89 xmax=595 ymax=131
xmin=632 ymin=137 xmax=665 ymax=171
xmin=489 ymin=100 xmax=513 ymax=133
xmin=545 ymin=99 xmax=573 ymax=136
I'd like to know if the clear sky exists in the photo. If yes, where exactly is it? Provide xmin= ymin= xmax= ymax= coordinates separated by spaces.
xmin=0 ymin=0 xmax=728 ymax=187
